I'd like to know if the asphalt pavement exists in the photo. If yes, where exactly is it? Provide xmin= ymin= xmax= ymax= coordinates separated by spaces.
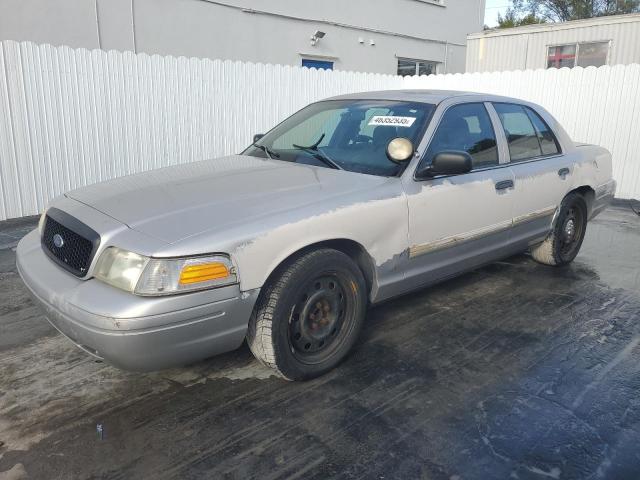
xmin=0 ymin=205 xmax=639 ymax=480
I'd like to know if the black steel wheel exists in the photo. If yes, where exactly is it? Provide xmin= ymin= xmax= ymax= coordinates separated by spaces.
xmin=247 ymin=248 xmax=367 ymax=381
xmin=558 ymin=204 xmax=586 ymax=261
xmin=531 ymin=192 xmax=588 ymax=266
xmin=288 ymin=273 xmax=355 ymax=364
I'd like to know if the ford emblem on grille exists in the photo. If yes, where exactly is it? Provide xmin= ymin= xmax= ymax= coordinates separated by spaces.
xmin=53 ymin=234 xmax=65 ymax=248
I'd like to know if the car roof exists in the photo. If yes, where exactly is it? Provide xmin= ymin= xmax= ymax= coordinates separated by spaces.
xmin=324 ymin=89 xmax=522 ymax=105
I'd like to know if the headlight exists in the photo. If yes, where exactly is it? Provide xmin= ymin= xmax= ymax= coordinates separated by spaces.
xmin=94 ymin=247 xmax=237 ymax=296
xmin=38 ymin=211 xmax=47 ymax=234
xmin=94 ymin=247 xmax=149 ymax=292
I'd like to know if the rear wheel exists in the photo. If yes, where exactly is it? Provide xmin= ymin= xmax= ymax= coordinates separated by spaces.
xmin=247 ymin=248 xmax=367 ymax=381
xmin=530 ymin=193 xmax=588 ymax=266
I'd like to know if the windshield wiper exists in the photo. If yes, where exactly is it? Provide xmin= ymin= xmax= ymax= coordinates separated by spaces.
xmin=292 ymin=134 xmax=343 ymax=170
xmin=252 ymin=142 xmax=279 ymax=159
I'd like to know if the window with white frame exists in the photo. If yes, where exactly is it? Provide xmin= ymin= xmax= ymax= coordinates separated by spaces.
xmin=397 ymin=57 xmax=439 ymax=77
xmin=547 ymin=41 xmax=609 ymax=69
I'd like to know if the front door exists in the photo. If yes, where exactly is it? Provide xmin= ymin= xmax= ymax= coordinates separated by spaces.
xmin=399 ymin=101 xmax=516 ymax=296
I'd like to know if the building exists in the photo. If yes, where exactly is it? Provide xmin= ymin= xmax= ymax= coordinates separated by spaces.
xmin=466 ymin=13 xmax=640 ymax=72
xmin=0 ymin=0 xmax=485 ymax=75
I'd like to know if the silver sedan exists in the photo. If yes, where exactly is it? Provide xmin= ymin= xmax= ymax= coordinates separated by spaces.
xmin=17 ymin=90 xmax=616 ymax=380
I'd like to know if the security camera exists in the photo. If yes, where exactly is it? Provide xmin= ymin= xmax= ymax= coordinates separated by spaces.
xmin=310 ymin=30 xmax=326 ymax=46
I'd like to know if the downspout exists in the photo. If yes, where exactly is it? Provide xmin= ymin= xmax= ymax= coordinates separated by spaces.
xmin=131 ymin=0 xmax=138 ymax=53
xmin=94 ymin=0 xmax=102 ymax=49
xmin=444 ymin=41 xmax=449 ymax=73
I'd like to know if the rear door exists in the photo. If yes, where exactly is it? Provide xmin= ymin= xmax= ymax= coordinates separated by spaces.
xmin=399 ymin=100 xmax=516 ymax=296
xmin=491 ymin=103 xmax=574 ymax=247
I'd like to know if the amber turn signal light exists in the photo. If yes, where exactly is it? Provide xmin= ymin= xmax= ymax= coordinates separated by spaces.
xmin=179 ymin=262 xmax=230 ymax=285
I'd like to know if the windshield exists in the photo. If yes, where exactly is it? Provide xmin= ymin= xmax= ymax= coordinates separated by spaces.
xmin=243 ymin=99 xmax=435 ymax=177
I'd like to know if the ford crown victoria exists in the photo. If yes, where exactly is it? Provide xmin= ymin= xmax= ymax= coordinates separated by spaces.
xmin=16 ymin=90 xmax=616 ymax=380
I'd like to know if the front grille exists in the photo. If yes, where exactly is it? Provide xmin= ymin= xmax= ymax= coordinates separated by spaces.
xmin=42 ymin=209 xmax=100 ymax=277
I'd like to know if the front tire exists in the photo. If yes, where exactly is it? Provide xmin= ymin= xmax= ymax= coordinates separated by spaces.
xmin=530 ymin=192 xmax=588 ymax=266
xmin=247 ymin=248 xmax=367 ymax=381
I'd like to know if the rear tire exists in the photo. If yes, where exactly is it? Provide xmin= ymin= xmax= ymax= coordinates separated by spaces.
xmin=530 ymin=193 xmax=588 ymax=266
xmin=246 ymin=248 xmax=367 ymax=381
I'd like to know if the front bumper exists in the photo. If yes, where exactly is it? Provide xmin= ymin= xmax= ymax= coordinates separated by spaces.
xmin=16 ymin=230 xmax=259 ymax=371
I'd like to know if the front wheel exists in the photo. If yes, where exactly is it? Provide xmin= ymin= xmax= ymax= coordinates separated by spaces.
xmin=530 ymin=192 xmax=588 ymax=266
xmin=246 ymin=248 xmax=367 ymax=381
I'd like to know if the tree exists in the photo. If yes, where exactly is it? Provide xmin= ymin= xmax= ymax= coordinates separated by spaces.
xmin=497 ymin=8 xmax=547 ymax=27
xmin=510 ymin=0 xmax=640 ymax=22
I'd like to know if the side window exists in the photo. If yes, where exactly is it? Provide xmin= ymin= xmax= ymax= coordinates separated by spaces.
xmin=525 ymin=107 xmax=560 ymax=156
xmin=493 ymin=103 xmax=542 ymax=161
xmin=425 ymin=103 xmax=498 ymax=169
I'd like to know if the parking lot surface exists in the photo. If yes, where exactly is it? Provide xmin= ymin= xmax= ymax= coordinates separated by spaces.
xmin=0 ymin=205 xmax=639 ymax=480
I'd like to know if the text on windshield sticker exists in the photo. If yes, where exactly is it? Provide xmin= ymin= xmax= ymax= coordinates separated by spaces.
xmin=368 ymin=116 xmax=416 ymax=128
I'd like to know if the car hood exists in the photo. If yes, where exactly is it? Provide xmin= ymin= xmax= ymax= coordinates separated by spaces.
xmin=66 ymin=155 xmax=388 ymax=244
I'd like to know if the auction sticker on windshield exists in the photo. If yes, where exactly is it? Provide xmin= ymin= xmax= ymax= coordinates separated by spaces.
xmin=368 ymin=116 xmax=416 ymax=127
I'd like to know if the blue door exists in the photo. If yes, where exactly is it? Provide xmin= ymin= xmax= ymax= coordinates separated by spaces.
xmin=302 ymin=59 xmax=334 ymax=70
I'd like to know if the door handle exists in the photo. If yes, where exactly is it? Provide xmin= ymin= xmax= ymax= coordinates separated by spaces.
xmin=495 ymin=179 xmax=514 ymax=191
xmin=558 ymin=167 xmax=570 ymax=177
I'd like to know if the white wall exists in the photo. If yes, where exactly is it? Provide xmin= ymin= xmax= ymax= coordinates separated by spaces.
xmin=0 ymin=40 xmax=638 ymax=221
xmin=0 ymin=0 xmax=483 ymax=75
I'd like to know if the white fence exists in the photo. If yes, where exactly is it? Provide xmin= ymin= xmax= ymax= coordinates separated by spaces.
xmin=0 ymin=40 xmax=638 ymax=221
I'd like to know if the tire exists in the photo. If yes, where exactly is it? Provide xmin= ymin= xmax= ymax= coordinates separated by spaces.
xmin=530 ymin=192 xmax=588 ymax=266
xmin=246 ymin=248 xmax=367 ymax=381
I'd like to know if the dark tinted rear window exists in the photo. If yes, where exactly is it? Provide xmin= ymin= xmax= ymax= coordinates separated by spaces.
xmin=494 ymin=103 xmax=561 ymax=161
xmin=493 ymin=103 xmax=541 ymax=161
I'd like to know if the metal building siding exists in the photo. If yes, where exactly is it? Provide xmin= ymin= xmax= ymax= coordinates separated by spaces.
xmin=467 ymin=15 xmax=640 ymax=72
xmin=466 ymin=34 xmax=531 ymax=72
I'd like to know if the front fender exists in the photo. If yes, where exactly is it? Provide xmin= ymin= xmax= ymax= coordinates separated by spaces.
xmin=229 ymin=193 xmax=408 ymax=295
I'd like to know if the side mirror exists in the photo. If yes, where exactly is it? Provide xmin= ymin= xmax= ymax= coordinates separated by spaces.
xmin=416 ymin=151 xmax=473 ymax=178
xmin=253 ymin=133 xmax=265 ymax=143
xmin=386 ymin=137 xmax=414 ymax=163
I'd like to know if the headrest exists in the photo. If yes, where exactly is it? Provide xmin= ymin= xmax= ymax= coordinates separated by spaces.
xmin=372 ymin=126 xmax=398 ymax=147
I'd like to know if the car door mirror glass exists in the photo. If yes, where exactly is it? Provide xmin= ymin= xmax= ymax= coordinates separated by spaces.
xmin=386 ymin=137 xmax=414 ymax=163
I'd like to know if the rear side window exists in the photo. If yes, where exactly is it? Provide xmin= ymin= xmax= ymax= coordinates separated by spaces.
xmin=525 ymin=107 xmax=560 ymax=156
xmin=425 ymin=103 xmax=498 ymax=169
xmin=493 ymin=103 xmax=541 ymax=161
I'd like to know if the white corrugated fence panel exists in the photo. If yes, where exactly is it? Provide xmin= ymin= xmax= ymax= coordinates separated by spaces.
xmin=0 ymin=40 xmax=403 ymax=219
xmin=0 ymin=40 xmax=638 ymax=220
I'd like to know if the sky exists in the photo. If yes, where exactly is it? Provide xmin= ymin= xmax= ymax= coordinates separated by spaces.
xmin=484 ymin=0 xmax=510 ymax=27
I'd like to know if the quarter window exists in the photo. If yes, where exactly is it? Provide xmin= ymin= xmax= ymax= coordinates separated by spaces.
xmin=525 ymin=107 xmax=560 ymax=156
xmin=425 ymin=103 xmax=499 ymax=169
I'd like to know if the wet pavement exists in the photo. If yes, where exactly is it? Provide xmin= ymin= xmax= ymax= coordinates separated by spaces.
xmin=0 ymin=205 xmax=639 ymax=480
